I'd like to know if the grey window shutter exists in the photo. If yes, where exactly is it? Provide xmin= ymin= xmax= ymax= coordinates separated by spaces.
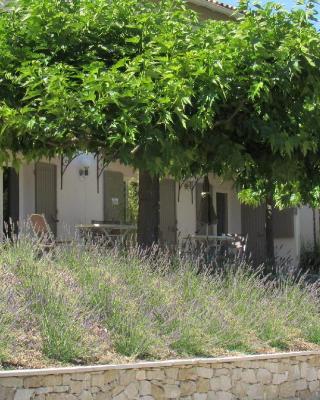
xmin=103 ymin=171 xmax=125 ymax=223
xmin=273 ymin=208 xmax=295 ymax=238
xmin=216 ymin=192 xmax=228 ymax=235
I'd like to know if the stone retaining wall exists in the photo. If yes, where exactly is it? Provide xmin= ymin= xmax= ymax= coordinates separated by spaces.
xmin=1 ymin=351 xmax=320 ymax=400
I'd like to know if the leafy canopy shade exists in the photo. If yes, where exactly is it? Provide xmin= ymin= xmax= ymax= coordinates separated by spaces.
xmin=0 ymin=0 xmax=320 ymax=207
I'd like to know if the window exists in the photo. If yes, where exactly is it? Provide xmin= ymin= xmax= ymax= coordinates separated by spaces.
xmin=273 ymin=208 xmax=295 ymax=238
xmin=216 ymin=192 xmax=228 ymax=235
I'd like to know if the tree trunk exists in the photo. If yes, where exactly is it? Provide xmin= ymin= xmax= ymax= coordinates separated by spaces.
xmin=137 ymin=170 xmax=160 ymax=248
xmin=265 ymin=194 xmax=275 ymax=264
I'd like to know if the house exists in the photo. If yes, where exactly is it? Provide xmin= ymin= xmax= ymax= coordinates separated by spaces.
xmin=0 ymin=0 xmax=318 ymax=266
xmin=1 ymin=154 xmax=318 ymax=266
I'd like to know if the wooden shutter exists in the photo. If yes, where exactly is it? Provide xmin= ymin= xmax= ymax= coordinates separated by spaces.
xmin=35 ymin=163 xmax=57 ymax=236
xmin=241 ymin=204 xmax=267 ymax=266
xmin=103 ymin=171 xmax=125 ymax=223
xmin=196 ymin=182 xmax=214 ymax=235
xmin=216 ymin=192 xmax=228 ymax=235
xmin=159 ymin=179 xmax=177 ymax=245
xmin=273 ymin=208 xmax=295 ymax=238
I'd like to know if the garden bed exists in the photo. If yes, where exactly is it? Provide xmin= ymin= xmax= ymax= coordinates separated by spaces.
xmin=0 ymin=237 xmax=320 ymax=370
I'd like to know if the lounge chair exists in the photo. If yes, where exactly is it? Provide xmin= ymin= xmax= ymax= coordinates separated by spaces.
xmin=29 ymin=214 xmax=71 ymax=252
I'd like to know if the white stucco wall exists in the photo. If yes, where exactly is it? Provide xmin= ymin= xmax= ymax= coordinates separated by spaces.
xmin=209 ymin=174 xmax=241 ymax=234
xmin=176 ymin=175 xmax=242 ymax=240
xmin=14 ymin=158 xmax=319 ymax=265
xmin=176 ymin=184 xmax=197 ymax=240
xmin=274 ymin=207 xmax=319 ymax=267
xmin=18 ymin=156 xmax=138 ymax=238
xmin=299 ymin=206 xmax=318 ymax=249
xmin=19 ymin=163 xmax=35 ymax=221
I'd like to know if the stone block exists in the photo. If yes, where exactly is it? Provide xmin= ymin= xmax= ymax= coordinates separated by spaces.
xmin=151 ymin=383 xmax=165 ymax=400
xmin=279 ymin=381 xmax=297 ymax=398
xmin=296 ymin=379 xmax=308 ymax=391
xmin=164 ymin=384 xmax=180 ymax=398
xmin=220 ymin=376 xmax=232 ymax=391
xmin=91 ymin=373 xmax=105 ymax=387
xmin=180 ymin=381 xmax=196 ymax=396
xmin=197 ymin=378 xmax=210 ymax=393
xmin=256 ymin=368 xmax=272 ymax=384
xmin=95 ymin=392 xmax=111 ymax=400
xmin=261 ymin=362 xmax=279 ymax=373
xmin=242 ymin=369 xmax=256 ymax=384
xmin=113 ymin=392 xmax=128 ymax=400
xmin=24 ymin=375 xmax=62 ymax=389
xmin=136 ymin=370 xmax=146 ymax=381
xmin=62 ymin=374 xmax=72 ymax=385
xmin=309 ymin=380 xmax=320 ymax=392
xmin=231 ymin=368 xmax=243 ymax=382
xmin=214 ymin=369 xmax=229 ymax=377
xmin=69 ymin=379 xmax=89 ymax=394
xmin=287 ymin=365 xmax=301 ymax=381
xmin=193 ymin=393 xmax=207 ymax=400
xmin=53 ymin=385 xmax=70 ymax=393
xmin=146 ymin=369 xmax=166 ymax=381
xmin=14 ymin=389 xmax=35 ymax=400
xmin=79 ymin=390 xmax=93 ymax=400
xmin=214 ymin=391 xmax=233 ymax=400
xmin=299 ymin=388 xmax=315 ymax=400
xmin=119 ymin=370 xmax=136 ymax=386
xmin=34 ymin=387 xmax=52 ymax=394
xmin=272 ymin=372 xmax=288 ymax=385
xmin=0 ymin=385 xmax=15 ymax=400
xmin=46 ymin=395 xmax=77 ymax=400
xmin=178 ymin=367 xmax=198 ymax=381
xmin=113 ymin=385 xmax=125 ymax=397
xmin=246 ymin=383 xmax=264 ymax=399
xmin=262 ymin=384 xmax=279 ymax=399
xmin=33 ymin=395 xmax=45 ymax=400
xmin=104 ymin=370 xmax=118 ymax=384
xmin=210 ymin=376 xmax=231 ymax=392
xmin=165 ymin=368 xmax=179 ymax=380
xmin=197 ymin=367 xmax=213 ymax=379
xmin=0 ymin=377 xmax=23 ymax=388
xmin=301 ymin=363 xmax=317 ymax=381
xmin=232 ymin=381 xmax=247 ymax=398
xmin=207 ymin=391 xmax=216 ymax=400
xmin=140 ymin=380 xmax=152 ymax=396
xmin=124 ymin=382 xmax=139 ymax=399
xmin=307 ymin=368 xmax=318 ymax=382
xmin=71 ymin=373 xmax=91 ymax=381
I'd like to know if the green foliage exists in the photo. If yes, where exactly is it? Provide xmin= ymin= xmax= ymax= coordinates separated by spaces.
xmin=127 ymin=179 xmax=139 ymax=223
xmin=0 ymin=0 xmax=320 ymax=207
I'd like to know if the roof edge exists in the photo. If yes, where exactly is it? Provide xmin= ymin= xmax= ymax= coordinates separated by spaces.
xmin=188 ymin=0 xmax=236 ymax=17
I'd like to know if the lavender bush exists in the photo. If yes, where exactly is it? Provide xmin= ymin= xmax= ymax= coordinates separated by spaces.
xmin=0 ymin=232 xmax=319 ymax=368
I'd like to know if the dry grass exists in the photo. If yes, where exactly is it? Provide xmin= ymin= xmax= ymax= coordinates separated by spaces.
xmin=0 ymin=234 xmax=320 ymax=369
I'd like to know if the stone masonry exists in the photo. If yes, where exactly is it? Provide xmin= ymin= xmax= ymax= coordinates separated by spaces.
xmin=1 ymin=351 xmax=320 ymax=399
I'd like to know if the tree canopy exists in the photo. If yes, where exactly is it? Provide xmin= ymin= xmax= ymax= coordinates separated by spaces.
xmin=0 ymin=0 xmax=201 ymax=173
xmin=0 ymin=0 xmax=320 ymax=207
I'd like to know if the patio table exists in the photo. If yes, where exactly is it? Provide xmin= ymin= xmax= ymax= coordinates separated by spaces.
xmin=75 ymin=223 xmax=136 ymax=245
xmin=181 ymin=234 xmax=234 ymax=259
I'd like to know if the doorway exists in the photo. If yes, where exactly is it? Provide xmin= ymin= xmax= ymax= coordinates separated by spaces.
xmin=3 ymin=167 xmax=19 ymax=237
xmin=35 ymin=162 xmax=58 ymax=236
xmin=159 ymin=179 xmax=177 ymax=246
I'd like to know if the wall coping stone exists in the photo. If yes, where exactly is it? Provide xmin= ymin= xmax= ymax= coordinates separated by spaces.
xmin=1 ymin=351 xmax=320 ymax=378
